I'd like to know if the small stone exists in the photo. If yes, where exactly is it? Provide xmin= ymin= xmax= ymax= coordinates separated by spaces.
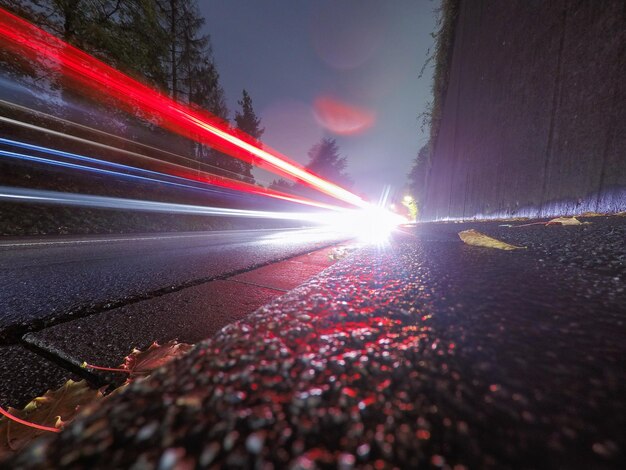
xmin=136 ymin=422 xmax=159 ymax=441
xmin=245 ymin=432 xmax=265 ymax=454
xmin=223 ymin=431 xmax=239 ymax=451
xmin=199 ymin=443 xmax=220 ymax=466
xmin=338 ymin=453 xmax=356 ymax=469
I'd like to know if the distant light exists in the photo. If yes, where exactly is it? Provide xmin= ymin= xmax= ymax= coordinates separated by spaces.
xmin=317 ymin=207 xmax=407 ymax=245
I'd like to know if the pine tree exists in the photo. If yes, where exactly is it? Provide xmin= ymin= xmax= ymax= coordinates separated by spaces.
xmin=155 ymin=0 xmax=210 ymax=102
xmin=234 ymin=90 xmax=264 ymax=184
xmin=152 ymin=0 xmax=244 ymax=180
xmin=235 ymin=90 xmax=264 ymax=140
xmin=306 ymin=138 xmax=352 ymax=188
xmin=269 ymin=178 xmax=293 ymax=192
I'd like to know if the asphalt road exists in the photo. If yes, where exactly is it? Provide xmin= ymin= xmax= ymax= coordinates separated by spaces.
xmin=0 ymin=227 xmax=348 ymax=339
xmin=9 ymin=216 xmax=624 ymax=469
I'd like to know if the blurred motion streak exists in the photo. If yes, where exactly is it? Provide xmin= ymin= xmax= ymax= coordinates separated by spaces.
xmin=0 ymin=185 xmax=404 ymax=241
xmin=0 ymin=140 xmax=239 ymax=196
xmin=0 ymin=117 xmax=341 ymax=210
xmin=0 ymin=8 xmax=367 ymax=209
xmin=0 ymin=99 xmax=256 ymax=183
xmin=0 ymin=185 xmax=319 ymax=221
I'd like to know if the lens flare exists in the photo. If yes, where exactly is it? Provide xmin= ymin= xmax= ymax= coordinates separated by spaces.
xmin=313 ymin=96 xmax=375 ymax=135
xmin=0 ymin=118 xmax=342 ymax=211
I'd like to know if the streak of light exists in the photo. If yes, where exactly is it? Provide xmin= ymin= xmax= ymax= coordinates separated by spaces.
xmin=0 ymin=185 xmax=321 ymax=221
xmin=0 ymin=146 xmax=223 ymax=195
xmin=0 ymin=228 xmax=317 ymax=248
xmin=378 ymin=185 xmax=392 ymax=208
xmin=0 ymin=184 xmax=405 ymax=244
xmin=0 ymin=137 xmax=235 ymax=195
xmin=0 ymin=99 xmax=253 ymax=184
xmin=0 ymin=117 xmax=341 ymax=210
xmin=0 ymin=8 xmax=368 ymax=209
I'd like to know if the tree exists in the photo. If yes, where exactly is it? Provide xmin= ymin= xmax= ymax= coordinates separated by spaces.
xmin=235 ymin=90 xmax=264 ymax=140
xmin=305 ymin=137 xmax=352 ymax=188
xmin=234 ymin=89 xmax=264 ymax=184
xmin=151 ymin=0 xmax=241 ymax=179
xmin=407 ymin=144 xmax=430 ymax=217
xmin=1 ymin=1 xmax=169 ymax=88
xmin=268 ymin=178 xmax=293 ymax=192
xmin=154 ymin=0 xmax=209 ymax=102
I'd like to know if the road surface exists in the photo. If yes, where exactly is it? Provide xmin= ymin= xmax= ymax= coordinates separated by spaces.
xmin=0 ymin=227 xmax=348 ymax=339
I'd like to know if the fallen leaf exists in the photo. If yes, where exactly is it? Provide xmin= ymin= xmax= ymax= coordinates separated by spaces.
xmin=0 ymin=380 xmax=102 ymax=458
xmin=123 ymin=341 xmax=193 ymax=378
xmin=328 ymin=246 xmax=356 ymax=262
xmin=458 ymin=229 xmax=525 ymax=250
xmin=546 ymin=216 xmax=586 ymax=226
xmin=579 ymin=212 xmax=604 ymax=217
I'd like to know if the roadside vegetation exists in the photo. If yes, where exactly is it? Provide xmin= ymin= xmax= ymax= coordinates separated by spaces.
xmin=270 ymin=137 xmax=354 ymax=205
xmin=408 ymin=0 xmax=460 ymax=217
xmin=0 ymin=0 xmax=295 ymax=235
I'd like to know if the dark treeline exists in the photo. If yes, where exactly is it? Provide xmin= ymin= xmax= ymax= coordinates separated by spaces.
xmin=0 ymin=0 xmax=262 ymax=184
xmin=269 ymin=137 xmax=354 ymax=206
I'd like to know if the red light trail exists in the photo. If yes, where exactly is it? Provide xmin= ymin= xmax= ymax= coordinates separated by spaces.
xmin=0 ymin=8 xmax=368 ymax=209
xmin=0 ymin=114 xmax=341 ymax=211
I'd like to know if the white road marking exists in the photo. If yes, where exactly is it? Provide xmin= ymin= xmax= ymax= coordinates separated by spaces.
xmin=0 ymin=228 xmax=317 ymax=248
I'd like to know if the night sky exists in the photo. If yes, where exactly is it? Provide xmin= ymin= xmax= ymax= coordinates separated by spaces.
xmin=199 ymin=1 xmax=437 ymax=201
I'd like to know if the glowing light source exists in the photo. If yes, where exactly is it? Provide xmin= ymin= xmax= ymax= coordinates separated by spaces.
xmin=314 ymin=206 xmax=407 ymax=245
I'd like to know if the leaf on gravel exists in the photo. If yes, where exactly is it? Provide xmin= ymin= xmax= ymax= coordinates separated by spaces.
xmin=458 ymin=229 xmax=525 ymax=250
xmin=123 ymin=341 xmax=193 ymax=378
xmin=579 ymin=212 xmax=604 ymax=217
xmin=0 ymin=379 xmax=102 ymax=458
xmin=546 ymin=216 xmax=586 ymax=226
xmin=328 ymin=246 xmax=355 ymax=262
xmin=499 ymin=217 xmax=529 ymax=222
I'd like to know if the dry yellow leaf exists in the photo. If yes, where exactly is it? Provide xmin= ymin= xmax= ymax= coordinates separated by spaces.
xmin=0 ymin=380 xmax=102 ymax=458
xmin=499 ymin=217 xmax=530 ymax=222
xmin=123 ymin=341 xmax=193 ymax=378
xmin=546 ymin=217 xmax=585 ymax=226
xmin=458 ymin=229 xmax=525 ymax=250
xmin=579 ymin=212 xmax=604 ymax=217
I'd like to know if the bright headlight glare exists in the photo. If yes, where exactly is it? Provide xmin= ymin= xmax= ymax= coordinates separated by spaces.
xmin=311 ymin=207 xmax=406 ymax=244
